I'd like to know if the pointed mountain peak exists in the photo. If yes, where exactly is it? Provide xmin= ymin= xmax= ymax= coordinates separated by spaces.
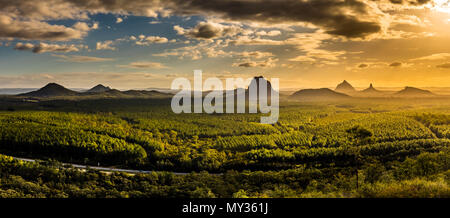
xmin=361 ymin=83 xmax=380 ymax=93
xmin=335 ymin=80 xmax=355 ymax=93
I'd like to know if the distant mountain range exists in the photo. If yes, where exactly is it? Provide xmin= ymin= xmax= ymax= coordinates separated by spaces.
xmin=5 ymin=79 xmax=444 ymax=101
xmin=17 ymin=83 xmax=172 ymax=98
xmin=290 ymin=80 xmax=439 ymax=101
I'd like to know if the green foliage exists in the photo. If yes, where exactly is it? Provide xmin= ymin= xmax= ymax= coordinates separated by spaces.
xmin=0 ymin=98 xmax=449 ymax=198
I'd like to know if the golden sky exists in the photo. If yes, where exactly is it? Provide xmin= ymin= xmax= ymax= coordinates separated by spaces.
xmin=2 ymin=0 xmax=450 ymax=89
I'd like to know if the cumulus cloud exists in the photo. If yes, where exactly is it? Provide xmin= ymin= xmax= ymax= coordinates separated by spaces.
xmin=96 ymin=40 xmax=116 ymax=50
xmin=140 ymin=36 xmax=169 ymax=44
xmin=130 ymin=35 xmax=171 ymax=45
xmin=174 ymin=22 xmax=241 ymax=39
xmin=0 ymin=14 xmax=92 ymax=41
xmin=167 ymin=0 xmax=382 ymax=38
xmin=1 ymin=0 xmax=429 ymax=42
xmin=52 ymin=54 xmax=115 ymax=62
xmin=14 ymin=42 xmax=82 ymax=53
xmin=116 ymin=17 xmax=123 ymax=23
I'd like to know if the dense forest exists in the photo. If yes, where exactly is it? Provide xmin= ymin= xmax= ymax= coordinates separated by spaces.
xmin=0 ymin=97 xmax=449 ymax=197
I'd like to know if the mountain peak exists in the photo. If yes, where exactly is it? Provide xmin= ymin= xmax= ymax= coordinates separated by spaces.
xmin=335 ymin=80 xmax=355 ymax=93
xmin=19 ymin=83 xmax=78 ymax=97
xmin=291 ymin=88 xmax=350 ymax=101
xmin=87 ymin=84 xmax=112 ymax=93
xmin=394 ymin=86 xmax=435 ymax=97
xmin=43 ymin=83 xmax=65 ymax=89
xmin=362 ymin=83 xmax=379 ymax=92
xmin=248 ymin=76 xmax=273 ymax=90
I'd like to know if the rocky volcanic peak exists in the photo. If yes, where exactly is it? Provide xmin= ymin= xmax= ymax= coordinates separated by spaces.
xmin=335 ymin=80 xmax=356 ymax=93
xmin=362 ymin=83 xmax=380 ymax=92
xmin=248 ymin=76 xmax=272 ymax=90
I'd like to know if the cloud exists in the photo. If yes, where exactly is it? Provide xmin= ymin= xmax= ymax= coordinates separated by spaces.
xmin=236 ymin=51 xmax=274 ymax=59
xmin=72 ymin=22 xmax=98 ymax=31
xmin=349 ymin=61 xmax=411 ymax=71
xmin=228 ymin=36 xmax=285 ymax=46
xmin=389 ymin=0 xmax=432 ymax=5
xmin=174 ymin=22 xmax=241 ymax=39
xmin=140 ymin=36 xmax=169 ymax=44
xmin=166 ymin=0 xmax=382 ymax=38
xmin=153 ymin=40 xmax=232 ymax=60
xmin=52 ymin=54 xmax=115 ymax=62
xmin=96 ymin=40 xmax=116 ymax=50
xmin=358 ymin=63 xmax=369 ymax=68
xmin=256 ymin=30 xmax=281 ymax=37
xmin=2 ymin=0 xmax=423 ymax=42
xmin=119 ymin=61 xmax=168 ymax=69
xmin=287 ymin=32 xmax=346 ymax=64
xmin=232 ymin=57 xmax=278 ymax=68
xmin=389 ymin=62 xmax=402 ymax=67
xmin=130 ymin=35 xmax=171 ymax=45
xmin=0 ymin=14 xmax=91 ymax=41
xmin=13 ymin=42 xmax=34 ymax=51
xmin=411 ymin=53 xmax=450 ymax=61
xmin=288 ymin=56 xmax=316 ymax=62
xmin=14 ymin=42 xmax=82 ymax=53
xmin=437 ymin=63 xmax=450 ymax=69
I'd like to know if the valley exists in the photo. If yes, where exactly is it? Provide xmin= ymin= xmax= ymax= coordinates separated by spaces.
xmin=0 ymin=79 xmax=449 ymax=198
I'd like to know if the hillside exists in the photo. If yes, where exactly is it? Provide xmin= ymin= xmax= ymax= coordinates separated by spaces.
xmin=393 ymin=87 xmax=436 ymax=97
xmin=18 ymin=83 xmax=172 ymax=99
xmin=86 ymin=84 xmax=112 ymax=93
xmin=357 ymin=83 xmax=386 ymax=97
xmin=290 ymin=88 xmax=351 ymax=101
xmin=18 ymin=83 xmax=79 ymax=97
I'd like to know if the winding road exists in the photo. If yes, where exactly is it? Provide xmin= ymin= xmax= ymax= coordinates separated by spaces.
xmin=12 ymin=156 xmax=191 ymax=176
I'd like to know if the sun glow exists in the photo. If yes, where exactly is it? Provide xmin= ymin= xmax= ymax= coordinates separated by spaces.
xmin=434 ymin=0 xmax=450 ymax=13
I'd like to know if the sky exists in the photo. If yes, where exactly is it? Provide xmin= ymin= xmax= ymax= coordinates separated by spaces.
xmin=2 ymin=0 xmax=450 ymax=89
